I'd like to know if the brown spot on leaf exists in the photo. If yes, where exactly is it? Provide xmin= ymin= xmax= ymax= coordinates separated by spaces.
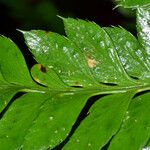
xmin=41 ymin=65 xmax=47 ymax=73
xmin=37 ymin=64 xmax=48 ymax=73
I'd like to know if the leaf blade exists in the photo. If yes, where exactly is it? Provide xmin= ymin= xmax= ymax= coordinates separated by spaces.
xmin=0 ymin=36 xmax=35 ymax=86
xmin=23 ymin=30 xmax=99 ymax=87
xmin=104 ymin=26 xmax=150 ymax=79
xmin=22 ymin=92 xmax=91 ymax=149
xmin=108 ymin=93 xmax=150 ymax=150
xmin=137 ymin=6 xmax=150 ymax=66
xmin=118 ymin=0 xmax=150 ymax=8
xmin=63 ymin=18 xmax=135 ymax=85
xmin=63 ymin=92 xmax=134 ymax=150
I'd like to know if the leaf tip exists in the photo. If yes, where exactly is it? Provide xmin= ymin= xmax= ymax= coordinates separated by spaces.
xmin=57 ymin=15 xmax=67 ymax=21
xmin=16 ymin=29 xmax=25 ymax=33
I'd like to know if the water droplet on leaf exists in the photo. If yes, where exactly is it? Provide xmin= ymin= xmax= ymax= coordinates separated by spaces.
xmin=49 ymin=116 xmax=53 ymax=121
xmin=62 ymin=127 xmax=66 ymax=131
xmin=54 ymin=130 xmax=58 ymax=134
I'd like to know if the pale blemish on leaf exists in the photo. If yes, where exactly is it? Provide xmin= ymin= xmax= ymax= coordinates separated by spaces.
xmin=37 ymin=64 xmax=42 ymax=70
xmin=4 ymin=101 xmax=7 ymax=105
xmin=86 ymin=57 xmax=97 ymax=68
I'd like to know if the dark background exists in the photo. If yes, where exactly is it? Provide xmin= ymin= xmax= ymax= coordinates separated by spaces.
xmin=0 ymin=0 xmax=136 ymax=67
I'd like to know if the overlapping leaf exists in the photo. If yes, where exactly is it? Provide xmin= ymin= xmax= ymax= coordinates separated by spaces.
xmin=0 ymin=0 xmax=150 ymax=149
xmin=0 ymin=37 xmax=35 ymax=86
xmin=0 ymin=37 xmax=38 ymax=113
xmin=108 ymin=92 xmax=150 ymax=150
xmin=104 ymin=26 xmax=150 ymax=80
xmin=117 ymin=0 xmax=150 ymax=8
xmin=62 ymin=18 xmax=135 ymax=85
xmin=63 ymin=92 xmax=134 ymax=150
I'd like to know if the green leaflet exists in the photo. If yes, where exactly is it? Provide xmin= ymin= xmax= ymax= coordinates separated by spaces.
xmin=23 ymin=30 xmax=99 ymax=87
xmin=62 ymin=18 xmax=135 ymax=85
xmin=22 ymin=92 xmax=90 ymax=149
xmin=108 ymin=92 xmax=150 ymax=150
xmin=63 ymin=92 xmax=134 ymax=150
xmin=0 ymin=36 xmax=35 ymax=86
xmin=23 ymin=14 xmax=150 ymax=149
xmin=31 ymin=64 xmax=68 ymax=88
xmin=137 ymin=6 xmax=150 ymax=59
xmin=0 ymin=92 xmax=91 ymax=150
xmin=104 ymin=27 xmax=150 ymax=80
xmin=0 ymin=1 xmax=150 ymax=150
xmin=0 ymin=36 xmax=43 ymax=113
xmin=117 ymin=0 xmax=150 ymax=8
xmin=0 ymin=93 xmax=50 ymax=150
xmin=0 ymin=84 xmax=22 ymax=113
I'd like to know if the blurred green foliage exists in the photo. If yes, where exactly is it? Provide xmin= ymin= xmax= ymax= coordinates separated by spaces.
xmin=0 ymin=0 xmax=65 ymax=33
xmin=0 ymin=0 xmax=136 ymax=35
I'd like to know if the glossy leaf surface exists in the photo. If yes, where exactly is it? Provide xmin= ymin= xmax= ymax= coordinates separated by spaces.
xmin=23 ymin=30 xmax=98 ymax=87
xmin=63 ymin=18 xmax=134 ymax=85
xmin=0 ymin=92 xmax=91 ymax=150
xmin=104 ymin=27 xmax=150 ymax=79
xmin=0 ymin=36 xmax=34 ymax=86
xmin=118 ymin=0 xmax=150 ymax=8
xmin=108 ymin=92 xmax=150 ymax=150
xmin=137 ymin=6 xmax=150 ymax=61
xmin=64 ymin=92 xmax=134 ymax=150
xmin=0 ymin=1 xmax=150 ymax=149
